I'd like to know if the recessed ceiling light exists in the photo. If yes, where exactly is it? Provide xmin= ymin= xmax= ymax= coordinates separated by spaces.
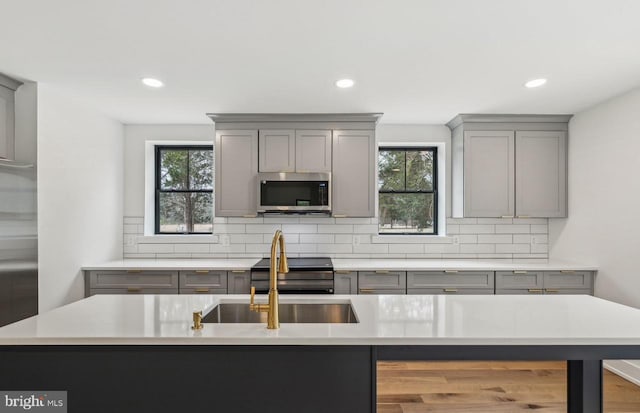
xmin=524 ymin=78 xmax=547 ymax=88
xmin=335 ymin=79 xmax=355 ymax=88
xmin=141 ymin=78 xmax=164 ymax=88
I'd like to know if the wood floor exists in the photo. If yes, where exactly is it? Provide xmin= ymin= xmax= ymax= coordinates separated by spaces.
xmin=377 ymin=361 xmax=640 ymax=412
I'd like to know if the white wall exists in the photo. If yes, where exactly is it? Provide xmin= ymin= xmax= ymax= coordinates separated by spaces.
xmin=549 ymin=87 xmax=640 ymax=308
xmin=124 ymin=125 xmax=214 ymax=216
xmin=37 ymin=85 xmax=124 ymax=311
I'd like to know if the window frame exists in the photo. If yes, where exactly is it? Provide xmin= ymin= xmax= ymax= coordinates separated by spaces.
xmin=154 ymin=145 xmax=214 ymax=235
xmin=378 ymin=146 xmax=438 ymax=235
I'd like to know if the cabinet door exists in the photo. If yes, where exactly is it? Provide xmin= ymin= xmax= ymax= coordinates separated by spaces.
xmin=0 ymin=275 xmax=10 ymax=327
xmin=179 ymin=270 xmax=227 ymax=289
xmin=495 ymin=271 xmax=543 ymax=289
xmin=463 ymin=131 xmax=515 ymax=217
xmin=0 ymin=85 xmax=15 ymax=160
xmin=332 ymin=130 xmax=375 ymax=217
xmin=295 ymin=130 xmax=332 ymax=172
xmin=259 ymin=130 xmax=295 ymax=172
xmin=215 ymin=130 xmax=259 ymax=217
xmin=334 ymin=271 xmax=357 ymax=294
xmin=11 ymin=271 xmax=38 ymax=322
xmin=515 ymin=131 xmax=567 ymax=217
xmin=543 ymin=271 xmax=593 ymax=291
xmin=89 ymin=271 xmax=179 ymax=289
xmin=408 ymin=271 xmax=494 ymax=289
xmin=227 ymin=270 xmax=251 ymax=294
xmin=358 ymin=271 xmax=406 ymax=290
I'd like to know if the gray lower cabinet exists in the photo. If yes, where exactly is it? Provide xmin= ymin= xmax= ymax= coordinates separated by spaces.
xmin=227 ymin=270 xmax=251 ymax=294
xmin=0 ymin=83 xmax=16 ymax=160
xmin=0 ymin=270 xmax=38 ymax=327
xmin=358 ymin=271 xmax=406 ymax=294
xmin=334 ymin=271 xmax=357 ymax=295
xmin=407 ymin=271 xmax=494 ymax=295
xmin=86 ymin=271 xmax=179 ymax=296
xmin=495 ymin=271 xmax=593 ymax=295
xmin=179 ymin=270 xmax=227 ymax=294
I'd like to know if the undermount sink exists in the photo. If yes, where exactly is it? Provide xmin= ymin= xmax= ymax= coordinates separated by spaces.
xmin=202 ymin=302 xmax=359 ymax=324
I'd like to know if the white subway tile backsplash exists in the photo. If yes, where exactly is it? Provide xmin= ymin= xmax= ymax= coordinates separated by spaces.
xmin=281 ymin=224 xmax=317 ymax=234
xmin=477 ymin=218 xmax=513 ymax=224
xmin=300 ymin=234 xmax=334 ymax=244
xmin=388 ymin=244 xmax=424 ymax=254
xmin=316 ymin=244 xmax=353 ymax=254
xmin=138 ymin=244 xmax=174 ymax=254
xmin=230 ymin=234 xmax=264 ymax=244
xmin=122 ymin=215 xmax=549 ymax=259
xmin=353 ymin=224 xmax=378 ymax=234
xmin=459 ymin=225 xmax=494 ymax=234
xmin=531 ymin=224 xmax=549 ymax=234
xmin=335 ymin=217 xmax=373 ymax=224
xmin=228 ymin=217 xmax=264 ymax=224
xmin=245 ymin=224 xmax=282 ymax=233
xmin=495 ymin=225 xmax=530 ymax=234
xmin=317 ymin=224 xmax=353 ymax=233
xmin=447 ymin=218 xmax=478 ymax=224
xmin=174 ymin=244 xmax=210 ymax=253
xmin=513 ymin=234 xmax=532 ymax=244
xmin=353 ymin=244 xmax=388 ymax=254
xmin=213 ymin=224 xmax=246 ymax=234
xmin=460 ymin=244 xmax=495 ymax=253
xmin=333 ymin=234 xmax=353 ymax=244
xmin=477 ymin=234 xmax=512 ymax=244
xmin=496 ymin=244 xmax=531 ymax=253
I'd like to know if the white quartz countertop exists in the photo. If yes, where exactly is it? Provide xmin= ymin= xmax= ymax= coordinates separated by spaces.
xmin=332 ymin=259 xmax=598 ymax=271
xmin=82 ymin=259 xmax=260 ymax=271
xmin=82 ymin=259 xmax=597 ymax=272
xmin=0 ymin=294 xmax=637 ymax=346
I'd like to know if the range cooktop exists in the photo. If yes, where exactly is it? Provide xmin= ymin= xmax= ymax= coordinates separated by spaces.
xmin=252 ymin=257 xmax=333 ymax=271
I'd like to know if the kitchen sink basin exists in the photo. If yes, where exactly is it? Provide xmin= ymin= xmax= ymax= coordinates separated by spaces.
xmin=202 ymin=302 xmax=358 ymax=324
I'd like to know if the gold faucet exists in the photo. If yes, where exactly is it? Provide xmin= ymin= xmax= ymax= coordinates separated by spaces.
xmin=250 ymin=230 xmax=288 ymax=329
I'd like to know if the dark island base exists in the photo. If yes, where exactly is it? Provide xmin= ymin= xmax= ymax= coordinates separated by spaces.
xmin=0 ymin=346 xmax=375 ymax=413
xmin=3 ymin=344 xmax=640 ymax=413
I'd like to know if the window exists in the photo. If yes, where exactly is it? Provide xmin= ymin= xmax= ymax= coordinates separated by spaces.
xmin=378 ymin=147 xmax=437 ymax=234
xmin=155 ymin=145 xmax=213 ymax=234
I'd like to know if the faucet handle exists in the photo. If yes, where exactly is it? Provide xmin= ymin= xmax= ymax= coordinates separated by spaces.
xmin=250 ymin=286 xmax=256 ymax=305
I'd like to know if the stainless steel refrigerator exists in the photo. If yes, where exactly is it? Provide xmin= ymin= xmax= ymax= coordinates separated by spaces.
xmin=0 ymin=74 xmax=37 ymax=327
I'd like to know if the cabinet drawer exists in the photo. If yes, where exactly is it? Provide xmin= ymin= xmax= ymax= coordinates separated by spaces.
xmin=543 ymin=271 xmax=593 ymax=289
xmin=180 ymin=270 xmax=228 ymax=289
xmin=89 ymin=288 xmax=179 ymax=295
xmin=358 ymin=288 xmax=405 ymax=295
xmin=543 ymin=288 xmax=592 ymax=295
xmin=358 ymin=271 xmax=406 ymax=290
xmin=407 ymin=271 xmax=494 ymax=289
xmin=496 ymin=289 xmax=545 ymax=295
xmin=408 ymin=288 xmax=493 ymax=295
xmin=179 ymin=287 xmax=227 ymax=295
xmin=89 ymin=271 xmax=178 ymax=289
xmin=495 ymin=271 xmax=543 ymax=289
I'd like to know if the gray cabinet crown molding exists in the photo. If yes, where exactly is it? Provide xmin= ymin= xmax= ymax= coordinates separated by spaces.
xmin=0 ymin=73 xmax=22 ymax=91
xmin=207 ymin=113 xmax=383 ymax=124
xmin=446 ymin=114 xmax=573 ymax=130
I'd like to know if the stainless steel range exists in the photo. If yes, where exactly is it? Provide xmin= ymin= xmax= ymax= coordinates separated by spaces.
xmin=251 ymin=257 xmax=334 ymax=294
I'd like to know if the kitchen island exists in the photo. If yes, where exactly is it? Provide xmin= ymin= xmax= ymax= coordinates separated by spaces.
xmin=1 ymin=294 xmax=639 ymax=413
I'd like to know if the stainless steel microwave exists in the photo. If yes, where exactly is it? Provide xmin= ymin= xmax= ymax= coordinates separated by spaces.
xmin=257 ymin=172 xmax=331 ymax=213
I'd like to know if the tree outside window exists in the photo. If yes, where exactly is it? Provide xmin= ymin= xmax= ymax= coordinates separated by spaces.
xmin=155 ymin=146 xmax=213 ymax=234
xmin=378 ymin=147 xmax=437 ymax=234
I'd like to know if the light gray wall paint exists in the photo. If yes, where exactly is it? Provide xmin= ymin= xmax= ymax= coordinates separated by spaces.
xmin=38 ymin=85 xmax=124 ymax=311
xmin=550 ymin=87 xmax=640 ymax=307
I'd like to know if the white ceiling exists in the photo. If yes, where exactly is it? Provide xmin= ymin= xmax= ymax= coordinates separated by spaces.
xmin=1 ymin=0 xmax=640 ymax=124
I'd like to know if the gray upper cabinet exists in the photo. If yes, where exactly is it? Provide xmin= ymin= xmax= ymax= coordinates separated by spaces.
xmin=515 ymin=131 xmax=567 ymax=217
xmin=463 ymin=131 xmax=515 ymax=217
xmin=448 ymin=114 xmax=571 ymax=218
xmin=295 ymin=130 xmax=332 ymax=172
xmin=332 ymin=130 xmax=376 ymax=217
xmin=258 ymin=129 xmax=295 ymax=172
xmin=215 ymin=130 xmax=259 ymax=217
xmin=0 ymin=84 xmax=16 ymax=160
